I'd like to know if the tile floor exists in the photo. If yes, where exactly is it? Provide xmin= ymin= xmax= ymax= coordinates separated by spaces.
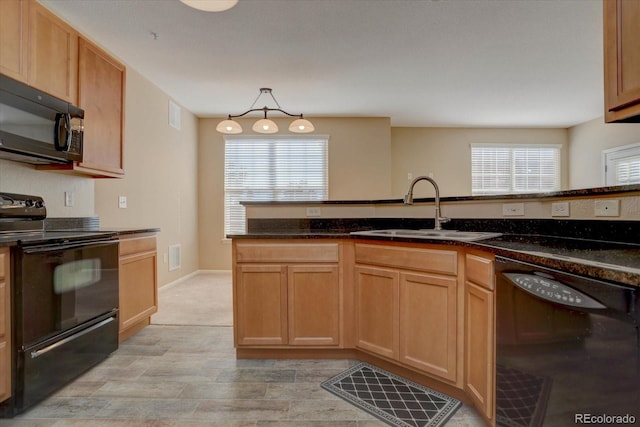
xmin=0 ymin=325 xmax=485 ymax=426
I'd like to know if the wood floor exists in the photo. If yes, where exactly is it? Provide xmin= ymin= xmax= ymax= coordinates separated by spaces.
xmin=0 ymin=273 xmax=485 ymax=426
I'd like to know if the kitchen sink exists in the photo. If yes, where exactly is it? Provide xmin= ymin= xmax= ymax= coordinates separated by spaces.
xmin=350 ymin=229 xmax=502 ymax=241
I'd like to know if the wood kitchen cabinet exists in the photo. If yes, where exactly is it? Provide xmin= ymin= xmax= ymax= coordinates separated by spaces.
xmin=0 ymin=248 xmax=11 ymax=403
xmin=604 ymin=0 xmax=640 ymax=122
xmin=0 ymin=0 xmax=29 ymax=82
xmin=354 ymin=242 xmax=461 ymax=384
xmin=76 ymin=38 xmax=126 ymax=176
xmin=354 ymin=265 xmax=399 ymax=359
xmin=464 ymin=252 xmax=495 ymax=426
xmin=0 ymin=0 xmax=77 ymax=103
xmin=1 ymin=0 xmax=127 ymax=178
xmin=28 ymin=0 xmax=78 ymax=104
xmin=39 ymin=37 xmax=126 ymax=177
xmin=234 ymin=241 xmax=341 ymax=347
xmin=118 ymin=234 xmax=158 ymax=342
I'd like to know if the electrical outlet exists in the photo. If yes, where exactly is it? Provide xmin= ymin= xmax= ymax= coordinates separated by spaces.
xmin=502 ymin=203 xmax=525 ymax=216
xmin=64 ymin=191 xmax=74 ymax=207
xmin=118 ymin=195 xmax=127 ymax=209
xmin=551 ymin=202 xmax=570 ymax=217
xmin=408 ymin=172 xmax=413 ymax=181
xmin=595 ymin=199 xmax=620 ymax=217
xmin=306 ymin=207 xmax=321 ymax=217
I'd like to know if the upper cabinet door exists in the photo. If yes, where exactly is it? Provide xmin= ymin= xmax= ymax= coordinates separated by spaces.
xmin=78 ymin=38 xmax=126 ymax=175
xmin=0 ymin=0 xmax=29 ymax=82
xmin=28 ymin=0 xmax=78 ymax=104
xmin=604 ymin=0 xmax=640 ymax=122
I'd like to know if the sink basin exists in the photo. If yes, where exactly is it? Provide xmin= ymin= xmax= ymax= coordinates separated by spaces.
xmin=350 ymin=229 xmax=502 ymax=242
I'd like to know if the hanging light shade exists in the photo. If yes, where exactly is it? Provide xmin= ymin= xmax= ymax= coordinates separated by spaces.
xmin=216 ymin=118 xmax=242 ymax=134
xmin=216 ymin=88 xmax=314 ymax=135
xmin=289 ymin=117 xmax=315 ymax=133
xmin=252 ymin=118 xmax=278 ymax=134
xmin=179 ymin=0 xmax=238 ymax=12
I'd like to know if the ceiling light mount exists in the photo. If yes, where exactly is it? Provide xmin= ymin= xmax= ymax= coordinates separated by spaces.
xmin=216 ymin=88 xmax=315 ymax=134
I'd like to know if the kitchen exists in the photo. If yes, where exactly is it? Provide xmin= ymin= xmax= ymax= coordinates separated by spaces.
xmin=1 ymin=0 xmax=640 ymax=426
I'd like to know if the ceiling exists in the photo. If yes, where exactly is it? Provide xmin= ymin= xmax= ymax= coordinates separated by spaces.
xmin=41 ymin=0 xmax=604 ymax=128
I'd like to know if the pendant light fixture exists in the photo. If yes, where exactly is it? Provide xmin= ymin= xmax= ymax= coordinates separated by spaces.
xmin=216 ymin=88 xmax=315 ymax=135
xmin=179 ymin=0 xmax=238 ymax=12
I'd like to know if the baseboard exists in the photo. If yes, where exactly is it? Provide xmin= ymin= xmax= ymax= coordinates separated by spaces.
xmin=158 ymin=269 xmax=231 ymax=290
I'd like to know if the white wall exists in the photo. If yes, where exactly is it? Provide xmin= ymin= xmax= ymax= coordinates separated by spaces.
xmin=95 ymin=68 xmax=200 ymax=286
xmin=568 ymin=117 xmax=640 ymax=189
xmin=391 ymin=127 xmax=569 ymax=197
xmin=0 ymin=159 xmax=95 ymax=216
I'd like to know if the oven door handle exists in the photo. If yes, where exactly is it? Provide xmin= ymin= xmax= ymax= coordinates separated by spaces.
xmin=30 ymin=317 xmax=116 ymax=359
xmin=22 ymin=238 xmax=116 ymax=254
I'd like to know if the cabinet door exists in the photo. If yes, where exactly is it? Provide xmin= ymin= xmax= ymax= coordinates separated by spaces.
xmin=604 ymin=0 xmax=640 ymax=122
xmin=78 ymin=38 xmax=125 ymax=175
xmin=235 ymin=265 xmax=288 ymax=346
xmin=0 ymin=0 xmax=29 ymax=82
xmin=28 ymin=0 xmax=78 ymax=103
xmin=288 ymin=264 xmax=340 ymax=346
xmin=119 ymin=237 xmax=158 ymax=341
xmin=465 ymin=281 xmax=494 ymax=422
xmin=0 ymin=248 xmax=11 ymax=403
xmin=354 ymin=265 xmax=399 ymax=359
xmin=399 ymin=272 xmax=458 ymax=382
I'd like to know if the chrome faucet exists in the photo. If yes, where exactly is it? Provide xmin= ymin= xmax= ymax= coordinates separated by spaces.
xmin=403 ymin=176 xmax=450 ymax=231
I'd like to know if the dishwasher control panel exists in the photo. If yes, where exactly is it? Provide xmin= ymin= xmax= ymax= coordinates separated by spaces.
xmin=504 ymin=272 xmax=606 ymax=309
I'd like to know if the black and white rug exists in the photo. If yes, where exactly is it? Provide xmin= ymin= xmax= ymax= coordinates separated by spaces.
xmin=321 ymin=362 xmax=462 ymax=427
xmin=496 ymin=364 xmax=552 ymax=427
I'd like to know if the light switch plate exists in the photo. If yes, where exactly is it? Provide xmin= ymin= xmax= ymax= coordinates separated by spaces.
xmin=64 ymin=191 xmax=74 ymax=207
xmin=118 ymin=195 xmax=127 ymax=209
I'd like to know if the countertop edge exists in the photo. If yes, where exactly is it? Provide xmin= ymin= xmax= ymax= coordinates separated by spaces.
xmin=228 ymin=232 xmax=639 ymax=287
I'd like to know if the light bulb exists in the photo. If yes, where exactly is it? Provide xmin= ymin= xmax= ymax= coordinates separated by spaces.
xmin=289 ymin=118 xmax=315 ymax=133
xmin=252 ymin=119 xmax=278 ymax=134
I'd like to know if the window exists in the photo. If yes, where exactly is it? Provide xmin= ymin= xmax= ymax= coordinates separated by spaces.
xmin=603 ymin=143 xmax=640 ymax=186
xmin=471 ymin=144 xmax=561 ymax=195
xmin=224 ymin=135 xmax=329 ymax=234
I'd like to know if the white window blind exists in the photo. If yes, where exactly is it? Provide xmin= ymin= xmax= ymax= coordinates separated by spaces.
xmin=471 ymin=144 xmax=561 ymax=195
xmin=224 ymin=135 xmax=329 ymax=235
xmin=604 ymin=143 xmax=640 ymax=186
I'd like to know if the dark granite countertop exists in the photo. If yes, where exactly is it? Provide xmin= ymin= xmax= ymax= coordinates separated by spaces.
xmin=240 ymin=184 xmax=640 ymax=206
xmin=0 ymin=217 xmax=160 ymax=248
xmin=228 ymin=229 xmax=640 ymax=287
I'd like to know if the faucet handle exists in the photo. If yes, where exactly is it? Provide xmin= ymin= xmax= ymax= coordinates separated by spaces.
xmin=440 ymin=216 xmax=451 ymax=223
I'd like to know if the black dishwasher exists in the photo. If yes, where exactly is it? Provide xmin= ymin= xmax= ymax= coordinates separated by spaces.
xmin=495 ymin=256 xmax=639 ymax=427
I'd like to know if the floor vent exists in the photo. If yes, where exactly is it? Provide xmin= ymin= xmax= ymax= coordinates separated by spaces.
xmin=168 ymin=244 xmax=181 ymax=271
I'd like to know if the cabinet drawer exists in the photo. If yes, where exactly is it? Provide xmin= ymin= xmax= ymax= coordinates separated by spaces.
xmin=355 ymin=243 xmax=457 ymax=275
xmin=465 ymin=253 xmax=494 ymax=290
xmin=236 ymin=242 xmax=339 ymax=263
xmin=119 ymin=236 xmax=157 ymax=257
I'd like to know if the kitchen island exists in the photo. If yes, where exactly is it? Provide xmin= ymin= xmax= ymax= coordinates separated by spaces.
xmin=229 ymin=211 xmax=640 ymax=427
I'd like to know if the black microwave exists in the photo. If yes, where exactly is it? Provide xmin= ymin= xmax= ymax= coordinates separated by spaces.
xmin=0 ymin=74 xmax=83 ymax=165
